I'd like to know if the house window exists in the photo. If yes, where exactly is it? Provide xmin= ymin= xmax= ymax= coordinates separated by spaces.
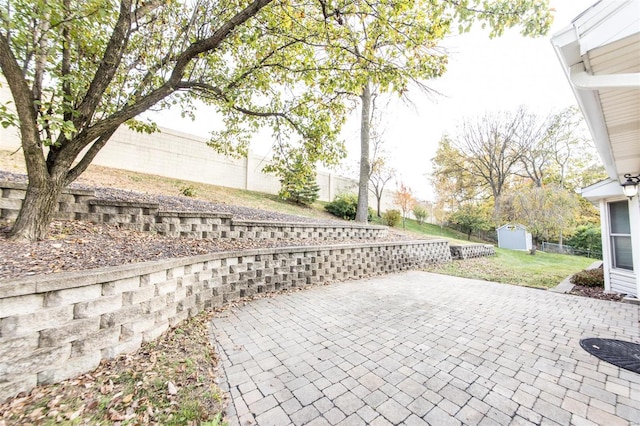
xmin=609 ymin=201 xmax=633 ymax=271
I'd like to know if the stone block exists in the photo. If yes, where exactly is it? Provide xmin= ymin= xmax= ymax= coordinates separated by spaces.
xmin=100 ymin=304 xmax=143 ymax=329
xmin=169 ymin=310 xmax=189 ymax=327
xmin=44 ymin=284 xmax=102 ymax=307
xmin=37 ymin=352 xmax=102 ymax=385
xmin=101 ymin=334 xmax=143 ymax=359
xmin=122 ymin=285 xmax=156 ymax=305
xmin=143 ymin=270 xmax=168 ymax=286
xmin=39 ymin=317 xmax=101 ymax=348
xmin=1 ymin=208 xmax=19 ymax=220
xmin=3 ymin=345 xmax=71 ymax=376
xmin=0 ymin=306 xmax=73 ymax=339
xmin=74 ymin=294 xmax=123 ymax=319
xmin=174 ymin=285 xmax=187 ymax=301
xmin=71 ymin=327 xmax=121 ymax=357
xmin=143 ymin=321 xmax=169 ymax=343
xmin=2 ymin=188 xmax=27 ymax=199
xmin=143 ymin=295 xmax=168 ymax=314
xmin=0 ymin=198 xmax=23 ymax=210
xmin=0 ymin=374 xmax=37 ymax=404
xmin=0 ymin=293 xmax=44 ymax=317
xmin=177 ymin=295 xmax=197 ymax=313
xmin=102 ymin=276 xmax=141 ymax=296
xmin=0 ymin=334 xmax=39 ymax=363
xmin=155 ymin=304 xmax=177 ymax=324
xmin=122 ymin=314 xmax=156 ymax=337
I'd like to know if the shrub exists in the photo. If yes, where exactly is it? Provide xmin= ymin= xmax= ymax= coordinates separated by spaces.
xmin=570 ymin=268 xmax=604 ymax=288
xmin=413 ymin=205 xmax=428 ymax=225
xmin=382 ymin=209 xmax=401 ymax=227
xmin=180 ymin=185 xmax=197 ymax=197
xmin=567 ymin=225 xmax=602 ymax=254
xmin=277 ymin=158 xmax=320 ymax=206
xmin=325 ymin=193 xmax=358 ymax=220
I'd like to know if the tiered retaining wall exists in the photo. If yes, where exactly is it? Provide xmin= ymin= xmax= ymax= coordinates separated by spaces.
xmin=0 ymin=240 xmax=451 ymax=401
xmin=0 ymin=181 xmax=387 ymax=241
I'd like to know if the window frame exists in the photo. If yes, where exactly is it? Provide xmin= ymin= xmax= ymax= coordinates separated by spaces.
xmin=608 ymin=200 xmax=633 ymax=271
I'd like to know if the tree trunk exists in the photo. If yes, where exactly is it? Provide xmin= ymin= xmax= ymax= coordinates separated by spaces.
xmin=355 ymin=82 xmax=371 ymax=223
xmin=9 ymin=176 xmax=64 ymax=241
xmin=376 ymin=196 xmax=381 ymax=217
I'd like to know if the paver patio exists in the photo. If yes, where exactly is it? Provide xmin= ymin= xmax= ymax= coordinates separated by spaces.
xmin=210 ymin=271 xmax=640 ymax=425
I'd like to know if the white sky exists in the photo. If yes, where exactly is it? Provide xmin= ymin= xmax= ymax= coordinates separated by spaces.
xmin=149 ymin=0 xmax=597 ymax=201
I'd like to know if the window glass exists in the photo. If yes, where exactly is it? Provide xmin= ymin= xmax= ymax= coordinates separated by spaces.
xmin=612 ymin=236 xmax=633 ymax=270
xmin=609 ymin=201 xmax=633 ymax=271
xmin=610 ymin=201 xmax=630 ymax=234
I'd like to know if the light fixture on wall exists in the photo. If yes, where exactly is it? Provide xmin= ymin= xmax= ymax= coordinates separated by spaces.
xmin=621 ymin=173 xmax=640 ymax=198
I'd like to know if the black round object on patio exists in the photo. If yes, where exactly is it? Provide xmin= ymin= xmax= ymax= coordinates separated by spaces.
xmin=580 ymin=338 xmax=640 ymax=374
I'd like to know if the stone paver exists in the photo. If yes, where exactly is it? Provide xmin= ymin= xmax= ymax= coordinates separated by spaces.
xmin=211 ymin=271 xmax=640 ymax=425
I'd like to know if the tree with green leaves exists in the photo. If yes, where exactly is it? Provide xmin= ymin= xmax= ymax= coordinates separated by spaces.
xmin=318 ymin=0 xmax=553 ymax=223
xmin=274 ymin=150 xmax=320 ymax=205
xmin=430 ymin=134 xmax=480 ymax=209
xmin=0 ymin=0 xmax=348 ymax=241
xmin=448 ymin=202 xmax=492 ymax=240
xmin=412 ymin=204 xmax=428 ymax=225
xmin=0 ymin=0 xmax=553 ymax=240
xmin=504 ymin=185 xmax=579 ymax=254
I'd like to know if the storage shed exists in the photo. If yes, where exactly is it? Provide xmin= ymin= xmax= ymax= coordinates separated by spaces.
xmin=497 ymin=224 xmax=532 ymax=251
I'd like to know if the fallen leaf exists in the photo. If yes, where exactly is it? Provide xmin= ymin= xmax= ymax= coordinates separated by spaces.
xmin=68 ymin=405 xmax=84 ymax=420
xmin=167 ymin=381 xmax=178 ymax=395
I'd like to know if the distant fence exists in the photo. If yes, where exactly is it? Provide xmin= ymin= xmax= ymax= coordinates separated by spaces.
xmin=541 ymin=242 xmax=602 ymax=259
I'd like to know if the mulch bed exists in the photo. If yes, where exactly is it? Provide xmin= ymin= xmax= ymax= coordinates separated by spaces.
xmin=1 ymin=219 xmax=393 ymax=281
xmin=569 ymin=284 xmax=625 ymax=302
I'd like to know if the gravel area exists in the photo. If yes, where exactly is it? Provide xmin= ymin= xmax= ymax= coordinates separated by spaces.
xmin=0 ymin=171 xmax=415 ymax=281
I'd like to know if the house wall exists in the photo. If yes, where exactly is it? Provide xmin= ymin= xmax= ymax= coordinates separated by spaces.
xmin=0 ymin=239 xmax=452 ymax=402
xmin=598 ymin=197 xmax=639 ymax=297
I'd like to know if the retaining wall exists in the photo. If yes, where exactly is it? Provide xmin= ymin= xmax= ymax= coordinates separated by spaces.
xmin=0 ymin=181 xmax=387 ymax=241
xmin=450 ymin=244 xmax=496 ymax=260
xmin=0 ymin=240 xmax=452 ymax=401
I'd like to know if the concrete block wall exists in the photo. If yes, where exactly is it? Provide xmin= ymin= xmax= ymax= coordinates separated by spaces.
xmin=1 ymin=181 xmax=95 ymax=221
xmin=0 ymin=239 xmax=452 ymax=401
xmin=0 ymin=181 xmax=388 ymax=241
xmin=450 ymin=244 xmax=496 ymax=260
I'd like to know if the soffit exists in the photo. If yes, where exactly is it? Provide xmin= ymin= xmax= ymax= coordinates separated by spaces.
xmin=586 ymin=32 xmax=640 ymax=181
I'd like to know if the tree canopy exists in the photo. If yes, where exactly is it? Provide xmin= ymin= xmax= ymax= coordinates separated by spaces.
xmin=0 ymin=0 xmax=346 ymax=240
xmin=0 ymin=0 xmax=554 ymax=240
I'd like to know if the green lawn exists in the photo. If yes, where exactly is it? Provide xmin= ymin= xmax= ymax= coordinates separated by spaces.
xmin=371 ymin=216 xmax=595 ymax=289
xmin=423 ymin=248 xmax=596 ymax=289
xmin=370 ymin=216 xmax=479 ymax=244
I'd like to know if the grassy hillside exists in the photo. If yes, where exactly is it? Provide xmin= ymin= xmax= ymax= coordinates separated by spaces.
xmin=0 ymin=149 xmax=335 ymax=220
